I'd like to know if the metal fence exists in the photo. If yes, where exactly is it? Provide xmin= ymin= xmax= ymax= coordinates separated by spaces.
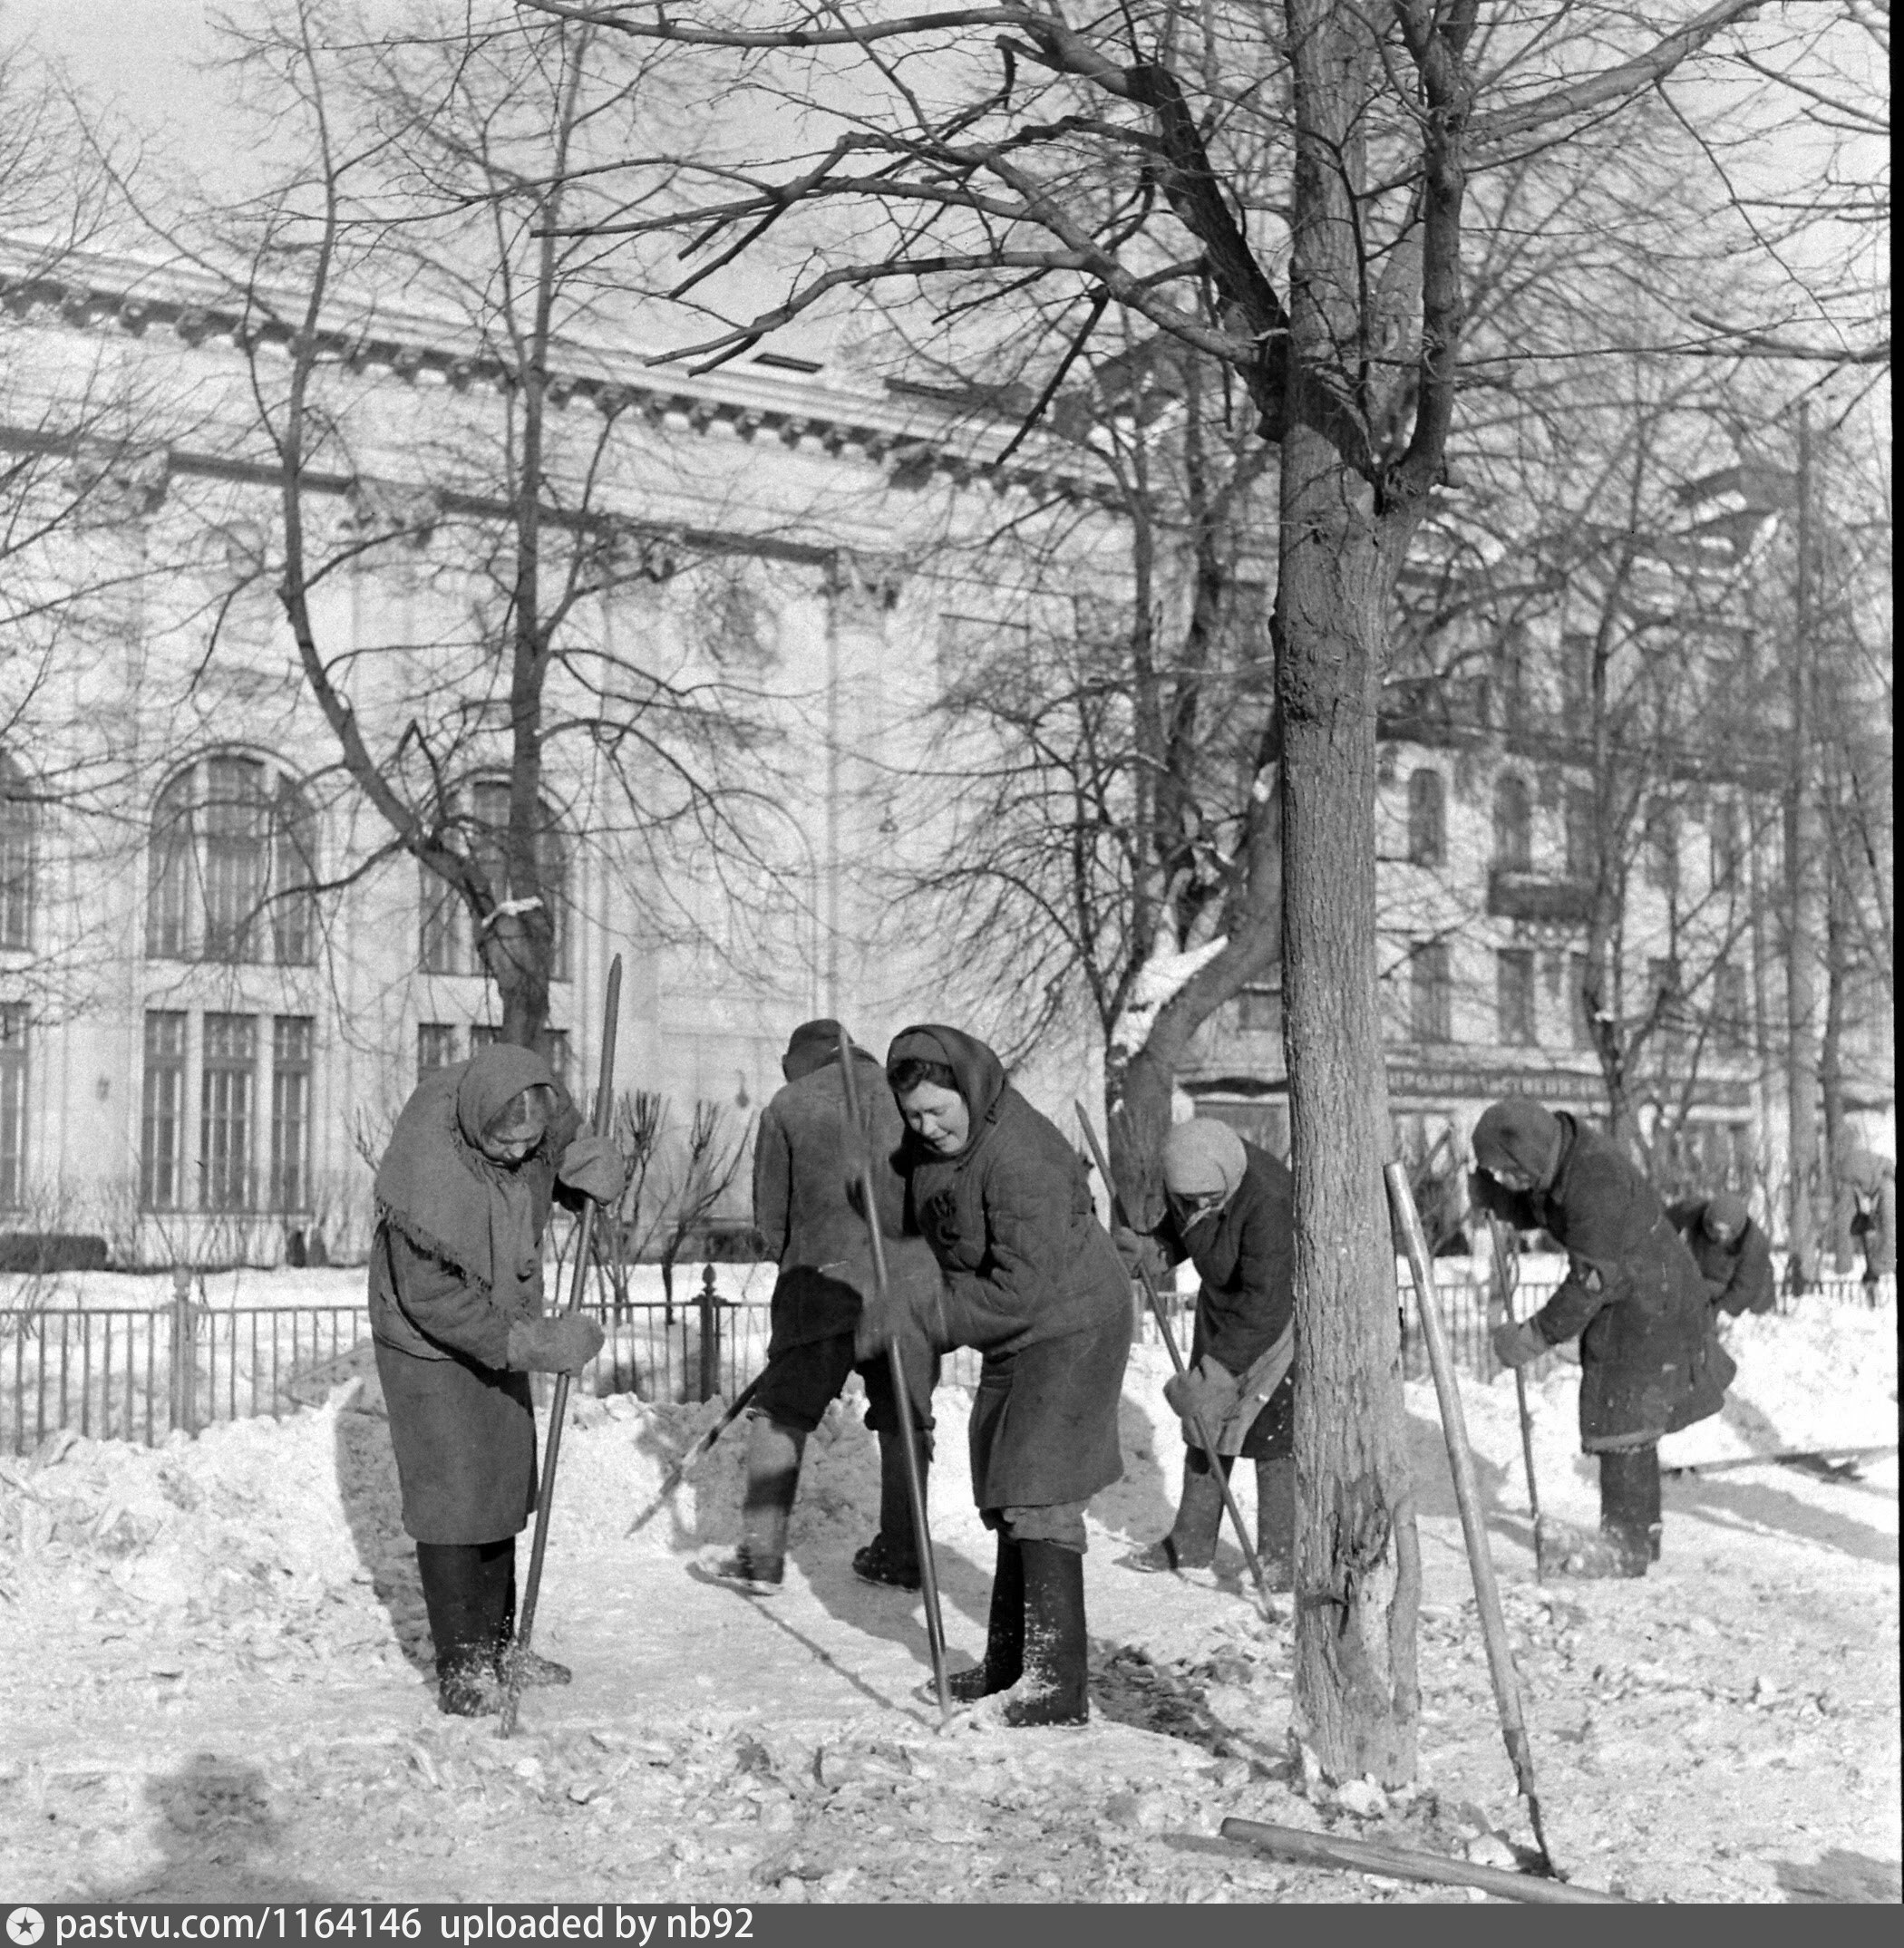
xmin=2 ymin=1265 xmax=1890 ymax=1458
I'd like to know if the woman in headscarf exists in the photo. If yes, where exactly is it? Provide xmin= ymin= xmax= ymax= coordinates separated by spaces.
xmin=864 ymin=1025 xmax=1132 ymax=1726
xmin=1120 ymin=1119 xmax=1297 ymax=1585
xmin=1471 ymin=1097 xmax=1733 ymax=1577
xmin=371 ymin=1042 xmax=624 ymax=1715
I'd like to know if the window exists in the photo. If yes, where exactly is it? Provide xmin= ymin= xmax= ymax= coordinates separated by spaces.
xmin=0 ymin=755 xmax=34 ymax=950
xmin=418 ymin=1022 xmax=460 ymax=1076
xmin=147 ymin=756 xmax=316 ymax=965
xmin=1492 ymin=773 xmax=1532 ymax=872
xmin=1648 ymin=957 xmax=1686 ymax=1058
xmin=1406 ymin=770 xmax=1445 ymax=867
xmin=418 ymin=781 xmax=570 ymax=982
xmin=1494 ymin=641 xmax=1528 ymax=733
xmin=1496 ymin=949 xmax=1537 ymax=1047
xmin=0 ymin=1005 xmax=26 ymax=1207
xmin=1712 ymin=961 xmax=1749 ymax=1056
xmin=141 ymin=1012 xmax=188 ymax=1210
xmin=1643 ymin=801 xmax=1679 ymax=896
xmin=545 ymin=1029 xmax=572 ymax=1091
xmin=1559 ymin=633 xmax=1593 ymax=722
xmin=1409 ymin=942 xmax=1452 ymax=1044
xmin=469 ymin=1024 xmax=503 ymax=1055
xmin=200 ymin=1013 xmax=257 ymax=1211
xmin=1239 ymin=985 xmax=1281 ymax=1035
xmin=1569 ymin=953 xmax=1598 ymax=1052
xmin=1710 ymin=799 xmax=1743 ymax=889
xmin=271 ymin=1016 xmax=313 ymax=1212
xmin=1565 ymin=785 xmax=1596 ymax=882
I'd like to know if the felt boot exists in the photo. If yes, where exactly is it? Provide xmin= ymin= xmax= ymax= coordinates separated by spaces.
xmin=714 ymin=1418 xmax=804 ymax=1591
xmin=1004 ymin=1540 xmax=1089 ymax=1728
xmin=416 ymin=1540 xmax=512 ymax=1716
xmin=852 ymin=1430 xmax=926 ymax=1590
xmin=948 ymin=1534 xmax=1025 ymax=1702
xmin=1593 ymin=1446 xmax=1657 ymax=1580
xmin=1255 ymin=1456 xmax=1296 ymax=1593
xmin=1129 ymin=1454 xmax=1228 ymax=1572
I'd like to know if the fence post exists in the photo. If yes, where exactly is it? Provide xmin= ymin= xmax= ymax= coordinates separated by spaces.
xmin=697 ymin=1264 xmax=721 ymax=1403
xmin=170 ymin=1265 xmax=196 ymax=1438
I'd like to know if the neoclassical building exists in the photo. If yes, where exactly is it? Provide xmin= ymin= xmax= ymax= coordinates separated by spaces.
xmin=0 ymin=241 xmax=1122 ymax=1265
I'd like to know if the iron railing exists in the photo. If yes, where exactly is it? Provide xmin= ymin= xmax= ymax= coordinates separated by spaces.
xmin=2 ymin=1266 xmax=1889 ymax=1457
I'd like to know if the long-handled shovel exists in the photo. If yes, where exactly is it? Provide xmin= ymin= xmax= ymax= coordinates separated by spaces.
xmin=1075 ymin=1106 xmax=1280 ymax=1626
xmin=1385 ymin=1163 xmax=1559 ymax=1879
xmin=1486 ymin=1213 xmax=1549 ymax=1577
xmin=499 ymin=954 xmax=622 ymax=1740
xmin=624 ymin=1366 xmax=770 ymax=1536
xmin=836 ymin=1032 xmax=951 ymax=1720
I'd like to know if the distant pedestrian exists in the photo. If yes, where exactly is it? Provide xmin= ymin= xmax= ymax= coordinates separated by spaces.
xmin=713 ymin=1020 xmax=939 ymax=1595
xmin=1840 ymin=1149 xmax=1897 ymax=1290
xmin=1118 ymin=1119 xmax=1297 ymax=1589
xmin=869 ymin=1025 xmax=1132 ymax=1726
xmin=1667 ymin=1191 xmax=1775 ymax=1317
xmin=1472 ymin=1098 xmax=1734 ymax=1578
xmin=371 ymin=1042 xmax=624 ymax=1716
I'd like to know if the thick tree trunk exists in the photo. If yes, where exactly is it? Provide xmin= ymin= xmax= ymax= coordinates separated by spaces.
xmin=1276 ymin=426 xmax=1420 ymax=1786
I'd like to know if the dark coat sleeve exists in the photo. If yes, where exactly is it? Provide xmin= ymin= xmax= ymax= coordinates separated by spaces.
xmin=1717 ymin=1222 xmax=1775 ymax=1316
xmin=1193 ymin=1170 xmax=1295 ymax=1374
xmin=753 ymin=1103 xmax=792 ymax=1265
xmin=934 ymin=1144 xmax=1095 ymax=1352
xmin=380 ymin=1224 xmax=513 ymax=1369
xmin=1530 ymin=1148 xmax=1633 ymax=1346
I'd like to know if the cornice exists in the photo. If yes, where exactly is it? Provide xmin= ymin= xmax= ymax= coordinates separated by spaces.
xmin=0 ymin=240 xmax=1113 ymax=511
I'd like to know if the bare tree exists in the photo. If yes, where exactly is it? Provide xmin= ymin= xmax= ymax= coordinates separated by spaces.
xmin=527 ymin=0 xmax=1878 ymax=1778
xmin=102 ymin=0 xmax=790 ymax=1054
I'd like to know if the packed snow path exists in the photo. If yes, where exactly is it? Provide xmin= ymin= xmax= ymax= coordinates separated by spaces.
xmin=1 ymin=1298 xmax=1897 ymax=1904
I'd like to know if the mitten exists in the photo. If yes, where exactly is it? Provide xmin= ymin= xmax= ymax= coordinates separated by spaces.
xmin=506 ymin=1313 xmax=606 ymax=1374
xmin=1162 ymin=1354 xmax=1239 ymax=1431
xmin=558 ymin=1132 xmax=627 ymax=1203
xmin=1490 ymin=1317 xmax=1547 ymax=1371
xmin=1111 ymin=1225 xmax=1149 ymax=1272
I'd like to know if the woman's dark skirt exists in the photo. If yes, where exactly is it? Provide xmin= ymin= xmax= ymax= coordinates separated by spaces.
xmin=374 ymin=1339 xmax=538 ymax=1545
xmin=967 ymin=1305 xmax=1131 ymax=1511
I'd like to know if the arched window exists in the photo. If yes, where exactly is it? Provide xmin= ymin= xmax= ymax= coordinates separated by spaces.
xmin=1406 ymin=768 xmax=1445 ymax=867
xmin=0 ymin=754 xmax=34 ymax=951
xmin=419 ymin=779 xmax=571 ymax=982
xmin=147 ymin=755 xmax=317 ymax=965
xmin=1492 ymin=771 xmax=1532 ymax=872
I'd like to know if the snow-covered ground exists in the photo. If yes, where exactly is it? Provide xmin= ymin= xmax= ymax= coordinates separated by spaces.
xmin=0 ymin=1291 xmax=1896 ymax=1904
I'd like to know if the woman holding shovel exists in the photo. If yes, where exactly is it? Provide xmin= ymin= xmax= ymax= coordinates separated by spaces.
xmin=370 ymin=1042 xmax=624 ymax=1716
xmin=864 ymin=1024 xmax=1132 ymax=1727
xmin=1117 ymin=1120 xmax=1297 ymax=1588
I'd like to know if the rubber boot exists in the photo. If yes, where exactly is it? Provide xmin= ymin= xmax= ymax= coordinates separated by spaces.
xmin=948 ymin=1534 xmax=1025 ymax=1702
xmin=714 ymin=1417 xmax=804 ymax=1591
xmin=1004 ymin=1541 xmax=1089 ymax=1728
xmin=853 ymin=1430 xmax=926 ymax=1590
xmin=1255 ymin=1456 xmax=1296 ymax=1594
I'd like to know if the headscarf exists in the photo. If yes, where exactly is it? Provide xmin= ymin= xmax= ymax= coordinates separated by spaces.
xmin=1161 ymin=1119 xmax=1248 ymax=1201
xmin=1472 ymin=1099 xmax=1565 ymax=1188
xmin=885 ymin=1023 xmax=1008 ymax=1150
xmin=374 ymin=1042 xmax=578 ymax=1305
xmin=1704 ymin=1191 xmax=1751 ymax=1240
xmin=1840 ymin=1148 xmax=1896 ymax=1197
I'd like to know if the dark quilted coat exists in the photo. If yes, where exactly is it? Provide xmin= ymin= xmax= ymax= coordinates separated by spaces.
xmin=889 ymin=1026 xmax=1132 ymax=1509
xmin=368 ymin=1046 xmax=585 ymax=1545
xmin=753 ymin=1042 xmax=939 ymax=1356
xmin=1155 ymin=1141 xmax=1297 ymax=1459
xmin=1666 ymin=1201 xmax=1776 ymax=1317
xmin=1475 ymin=1115 xmax=1734 ymax=1451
